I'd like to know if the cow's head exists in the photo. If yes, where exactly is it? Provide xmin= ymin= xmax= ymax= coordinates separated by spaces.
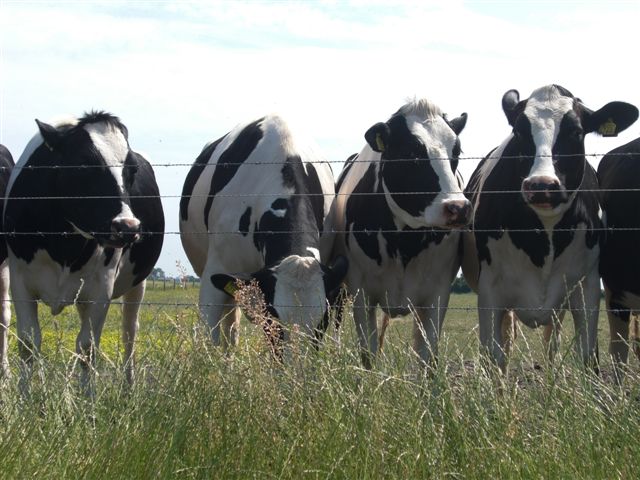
xmin=211 ymin=254 xmax=348 ymax=339
xmin=365 ymin=99 xmax=471 ymax=229
xmin=35 ymin=112 xmax=142 ymax=248
xmin=502 ymin=85 xmax=638 ymax=216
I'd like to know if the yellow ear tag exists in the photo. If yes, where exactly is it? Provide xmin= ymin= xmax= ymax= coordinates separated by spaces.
xmin=223 ymin=281 xmax=238 ymax=296
xmin=599 ymin=118 xmax=618 ymax=137
xmin=375 ymin=133 xmax=385 ymax=152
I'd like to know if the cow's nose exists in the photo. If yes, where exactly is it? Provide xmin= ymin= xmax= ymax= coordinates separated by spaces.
xmin=111 ymin=217 xmax=141 ymax=243
xmin=522 ymin=176 xmax=561 ymax=193
xmin=443 ymin=199 xmax=472 ymax=226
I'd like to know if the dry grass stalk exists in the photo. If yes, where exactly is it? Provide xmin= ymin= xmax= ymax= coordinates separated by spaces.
xmin=233 ymin=279 xmax=284 ymax=359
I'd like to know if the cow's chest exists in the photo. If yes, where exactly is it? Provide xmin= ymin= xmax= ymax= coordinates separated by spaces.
xmin=12 ymin=247 xmax=122 ymax=315
xmin=481 ymin=224 xmax=598 ymax=321
xmin=348 ymin=231 xmax=459 ymax=316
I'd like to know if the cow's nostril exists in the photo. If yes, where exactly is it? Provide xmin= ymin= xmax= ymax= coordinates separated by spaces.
xmin=444 ymin=200 xmax=472 ymax=225
xmin=111 ymin=218 xmax=141 ymax=240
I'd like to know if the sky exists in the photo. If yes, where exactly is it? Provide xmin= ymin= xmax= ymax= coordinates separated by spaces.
xmin=1 ymin=0 xmax=639 ymax=277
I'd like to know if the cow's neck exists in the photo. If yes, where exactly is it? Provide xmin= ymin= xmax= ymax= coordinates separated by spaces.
xmin=263 ymin=195 xmax=320 ymax=266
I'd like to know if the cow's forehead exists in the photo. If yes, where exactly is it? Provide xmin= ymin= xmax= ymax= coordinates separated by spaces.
xmin=406 ymin=114 xmax=456 ymax=147
xmin=524 ymin=90 xmax=575 ymax=127
xmin=83 ymin=122 xmax=129 ymax=166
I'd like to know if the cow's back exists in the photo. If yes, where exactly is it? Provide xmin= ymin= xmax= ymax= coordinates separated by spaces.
xmin=0 ymin=145 xmax=14 ymax=264
xmin=180 ymin=115 xmax=335 ymax=276
xmin=598 ymin=137 xmax=640 ymax=297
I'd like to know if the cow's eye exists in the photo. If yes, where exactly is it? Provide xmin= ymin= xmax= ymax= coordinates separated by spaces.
xmin=571 ymin=129 xmax=584 ymax=142
xmin=452 ymin=141 xmax=461 ymax=159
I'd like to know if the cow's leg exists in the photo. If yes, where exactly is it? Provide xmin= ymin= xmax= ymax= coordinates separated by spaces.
xmin=605 ymin=287 xmax=630 ymax=384
xmin=378 ymin=314 xmax=390 ymax=352
xmin=11 ymin=274 xmax=40 ymax=394
xmin=76 ymin=298 xmax=110 ymax=395
xmin=632 ymin=313 xmax=640 ymax=363
xmin=0 ymin=260 xmax=10 ymax=378
xmin=220 ymin=306 xmax=241 ymax=350
xmin=122 ymin=280 xmax=145 ymax=386
xmin=501 ymin=310 xmax=517 ymax=359
xmin=198 ymin=270 xmax=228 ymax=346
xmin=569 ymin=272 xmax=600 ymax=370
xmin=353 ymin=289 xmax=377 ymax=369
xmin=413 ymin=294 xmax=449 ymax=371
xmin=543 ymin=310 xmax=565 ymax=364
xmin=478 ymin=289 xmax=507 ymax=373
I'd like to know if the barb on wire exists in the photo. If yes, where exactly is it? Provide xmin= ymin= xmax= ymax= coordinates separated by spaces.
xmin=5 ymin=185 xmax=640 ymax=201
xmin=3 ymin=226 xmax=640 ymax=237
xmin=0 ymin=151 xmax=636 ymax=171
xmin=3 ymin=297 xmax=625 ymax=316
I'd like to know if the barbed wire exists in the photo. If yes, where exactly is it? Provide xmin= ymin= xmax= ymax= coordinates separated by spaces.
xmin=0 ymin=297 xmax=624 ymax=315
xmin=0 ymin=151 xmax=637 ymax=171
xmin=3 ymin=226 xmax=640 ymax=237
xmin=5 ymin=185 xmax=640 ymax=201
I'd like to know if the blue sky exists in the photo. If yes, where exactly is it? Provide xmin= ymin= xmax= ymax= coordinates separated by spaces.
xmin=2 ymin=0 xmax=639 ymax=276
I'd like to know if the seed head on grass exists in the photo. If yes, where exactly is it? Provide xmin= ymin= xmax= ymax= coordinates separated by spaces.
xmin=233 ymin=279 xmax=284 ymax=359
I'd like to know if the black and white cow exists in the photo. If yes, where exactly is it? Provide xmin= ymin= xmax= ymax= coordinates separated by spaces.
xmin=3 ymin=112 xmax=164 ymax=388
xmin=0 ymin=145 xmax=15 ymax=377
xmin=462 ymin=85 xmax=638 ymax=371
xmin=332 ymin=98 xmax=470 ymax=369
xmin=180 ymin=115 xmax=347 ymax=349
xmin=598 ymin=137 xmax=640 ymax=380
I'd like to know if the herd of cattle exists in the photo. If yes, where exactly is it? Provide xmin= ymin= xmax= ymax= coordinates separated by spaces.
xmin=1 ymin=84 xmax=640 ymax=389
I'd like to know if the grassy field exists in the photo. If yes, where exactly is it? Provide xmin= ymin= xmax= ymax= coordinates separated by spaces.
xmin=1 ymin=285 xmax=639 ymax=479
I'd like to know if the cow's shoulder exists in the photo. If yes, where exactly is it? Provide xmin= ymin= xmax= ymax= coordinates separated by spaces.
xmin=126 ymin=151 xmax=165 ymax=285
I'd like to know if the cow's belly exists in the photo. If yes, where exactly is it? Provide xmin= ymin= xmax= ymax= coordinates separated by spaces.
xmin=481 ymin=233 xmax=599 ymax=327
xmin=10 ymin=248 xmax=120 ymax=315
xmin=346 ymin=234 xmax=459 ymax=318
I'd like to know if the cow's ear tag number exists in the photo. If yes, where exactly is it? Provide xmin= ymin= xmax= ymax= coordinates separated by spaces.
xmin=599 ymin=118 xmax=618 ymax=137
xmin=375 ymin=133 xmax=386 ymax=152
xmin=224 ymin=281 xmax=238 ymax=296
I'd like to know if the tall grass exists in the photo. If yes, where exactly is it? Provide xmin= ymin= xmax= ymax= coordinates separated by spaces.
xmin=0 ymin=289 xmax=639 ymax=479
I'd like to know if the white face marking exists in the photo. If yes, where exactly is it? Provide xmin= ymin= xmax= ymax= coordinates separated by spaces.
xmin=272 ymin=255 xmax=326 ymax=335
xmin=84 ymin=122 xmax=136 ymax=221
xmin=393 ymin=115 xmax=466 ymax=227
xmin=270 ymin=207 xmax=287 ymax=218
xmin=524 ymin=87 xmax=574 ymax=182
xmin=306 ymin=247 xmax=320 ymax=261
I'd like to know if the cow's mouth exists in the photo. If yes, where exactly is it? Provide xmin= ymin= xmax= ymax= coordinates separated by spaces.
xmin=91 ymin=230 xmax=141 ymax=248
xmin=523 ymin=191 xmax=568 ymax=210
xmin=528 ymin=201 xmax=554 ymax=210
xmin=445 ymin=220 xmax=469 ymax=229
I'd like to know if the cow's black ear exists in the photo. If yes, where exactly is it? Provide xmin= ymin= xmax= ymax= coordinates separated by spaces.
xmin=584 ymin=101 xmax=639 ymax=136
xmin=449 ymin=112 xmax=468 ymax=135
xmin=502 ymin=89 xmax=520 ymax=126
xmin=35 ymin=119 xmax=62 ymax=151
xmin=365 ymin=122 xmax=390 ymax=153
xmin=211 ymin=273 xmax=245 ymax=297
xmin=322 ymin=255 xmax=349 ymax=295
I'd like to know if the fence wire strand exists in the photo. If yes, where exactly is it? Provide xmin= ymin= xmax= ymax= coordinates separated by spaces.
xmin=1 ymin=150 xmax=637 ymax=171
xmin=0 ymin=297 xmax=627 ymax=316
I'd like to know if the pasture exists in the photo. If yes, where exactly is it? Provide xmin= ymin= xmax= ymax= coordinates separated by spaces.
xmin=1 ymin=285 xmax=639 ymax=479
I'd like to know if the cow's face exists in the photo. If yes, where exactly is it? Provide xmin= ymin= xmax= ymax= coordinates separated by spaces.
xmin=365 ymin=103 xmax=471 ymax=229
xmin=36 ymin=115 xmax=141 ymax=248
xmin=212 ymin=255 xmax=348 ymax=339
xmin=502 ymin=85 xmax=638 ymax=217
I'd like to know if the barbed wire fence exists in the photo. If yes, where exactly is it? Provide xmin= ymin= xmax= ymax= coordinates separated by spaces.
xmin=1 ymin=150 xmax=638 ymax=317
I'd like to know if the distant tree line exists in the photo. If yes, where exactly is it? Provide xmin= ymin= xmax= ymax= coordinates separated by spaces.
xmin=451 ymin=275 xmax=471 ymax=294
